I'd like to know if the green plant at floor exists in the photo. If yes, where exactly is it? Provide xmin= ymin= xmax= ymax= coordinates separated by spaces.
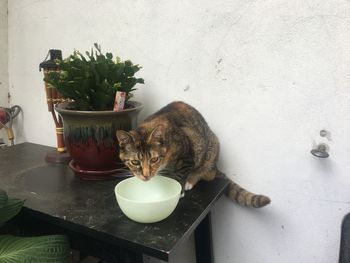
xmin=44 ymin=43 xmax=145 ymax=111
xmin=0 ymin=189 xmax=70 ymax=262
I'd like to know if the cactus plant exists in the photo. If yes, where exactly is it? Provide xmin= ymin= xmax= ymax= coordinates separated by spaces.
xmin=44 ymin=43 xmax=144 ymax=111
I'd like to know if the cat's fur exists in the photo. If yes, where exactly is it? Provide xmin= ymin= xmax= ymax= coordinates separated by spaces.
xmin=116 ymin=101 xmax=270 ymax=208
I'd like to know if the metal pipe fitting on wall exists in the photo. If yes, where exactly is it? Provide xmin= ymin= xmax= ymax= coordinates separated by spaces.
xmin=311 ymin=129 xmax=330 ymax=158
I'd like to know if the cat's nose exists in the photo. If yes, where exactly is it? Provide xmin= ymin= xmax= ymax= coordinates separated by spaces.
xmin=143 ymin=173 xmax=151 ymax=180
xmin=143 ymin=168 xmax=151 ymax=178
xmin=140 ymin=175 xmax=150 ymax=181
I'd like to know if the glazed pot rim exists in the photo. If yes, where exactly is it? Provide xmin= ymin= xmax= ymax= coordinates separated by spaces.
xmin=55 ymin=101 xmax=143 ymax=116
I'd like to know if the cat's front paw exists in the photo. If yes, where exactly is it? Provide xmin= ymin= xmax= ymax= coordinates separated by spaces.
xmin=184 ymin=182 xmax=193 ymax=191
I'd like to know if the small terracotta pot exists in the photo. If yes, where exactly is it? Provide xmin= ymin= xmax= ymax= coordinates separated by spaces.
xmin=55 ymin=101 xmax=142 ymax=180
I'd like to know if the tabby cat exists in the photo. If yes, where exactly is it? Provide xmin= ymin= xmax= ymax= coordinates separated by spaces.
xmin=116 ymin=101 xmax=270 ymax=208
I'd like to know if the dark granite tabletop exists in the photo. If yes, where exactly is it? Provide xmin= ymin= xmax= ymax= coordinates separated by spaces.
xmin=0 ymin=143 xmax=230 ymax=260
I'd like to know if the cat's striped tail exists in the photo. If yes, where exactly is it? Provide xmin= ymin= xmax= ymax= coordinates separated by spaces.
xmin=225 ymin=181 xmax=271 ymax=208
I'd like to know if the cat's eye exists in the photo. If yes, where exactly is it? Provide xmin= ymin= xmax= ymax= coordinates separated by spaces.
xmin=150 ymin=157 xmax=159 ymax=164
xmin=131 ymin=160 xmax=140 ymax=166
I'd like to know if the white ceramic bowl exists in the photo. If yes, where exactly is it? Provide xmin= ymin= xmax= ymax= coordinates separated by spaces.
xmin=115 ymin=176 xmax=181 ymax=223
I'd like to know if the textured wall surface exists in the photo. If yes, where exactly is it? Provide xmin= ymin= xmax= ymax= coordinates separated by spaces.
xmin=0 ymin=0 xmax=8 ymax=143
xmin=0 ymin=0 xmax=8 ymax=106
xmin=7 ymin=0 xmax=350 ymax=262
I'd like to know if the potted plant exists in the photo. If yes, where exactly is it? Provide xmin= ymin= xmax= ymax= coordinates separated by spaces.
xmin=0 ymin=189 xmax=70 ymax=262
xmin=44 ymin=44 xmax=144 ymax=180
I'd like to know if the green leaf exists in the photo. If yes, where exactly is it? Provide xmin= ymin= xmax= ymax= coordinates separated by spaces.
xmin=137 ymin=78 xmax=145 ymax=84
xmin=94 ymin=43 xmax=101 ymax=54
xmin=0 ymin=235 xmax=70 ymax=263
xmin=0 ymin=199 xmax=24 ymax=226
xmin=124 ymin=66 xmax=135 ymax=77
xmin=131 ymin=65 xmax=141 ymax=73
xmin=124 ymin=60 xmax=132 ymax=67
xmin=106 ymin=52 xmax=113 ymax=60
xmin=0 ymin=190 xmax=8 ymax=208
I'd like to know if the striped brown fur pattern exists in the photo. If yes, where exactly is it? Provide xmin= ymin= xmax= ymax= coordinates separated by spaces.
xmin=116 ymin=101 xmax=270 ymax=208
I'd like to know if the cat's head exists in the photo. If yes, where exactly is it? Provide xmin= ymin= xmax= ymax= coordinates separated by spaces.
xmin=116 ymin=126 xmax=167 ymax=181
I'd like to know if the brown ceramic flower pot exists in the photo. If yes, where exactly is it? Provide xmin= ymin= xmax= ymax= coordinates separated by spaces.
xmin=55 ymin=101 xmax=142 ymax=180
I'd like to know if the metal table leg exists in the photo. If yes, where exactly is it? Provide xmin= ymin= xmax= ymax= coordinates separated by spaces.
xmin=194 ymin=213 xmax=214 ymax=263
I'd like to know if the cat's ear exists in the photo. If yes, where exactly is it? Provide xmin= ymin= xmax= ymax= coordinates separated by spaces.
xmin=116 ymin=130 xmax=134 ymax=147
xmin=148 ymin=125 xmax=165 ymax=145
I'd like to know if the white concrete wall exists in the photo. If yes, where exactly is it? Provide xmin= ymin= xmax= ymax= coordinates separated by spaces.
xmin=0 ymin=0 xmax=9 ymax=143
xmin=8 ymin=0 xmax=350 ymax=262
xmin=0 ymin=0 xmax=8 ymax=105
